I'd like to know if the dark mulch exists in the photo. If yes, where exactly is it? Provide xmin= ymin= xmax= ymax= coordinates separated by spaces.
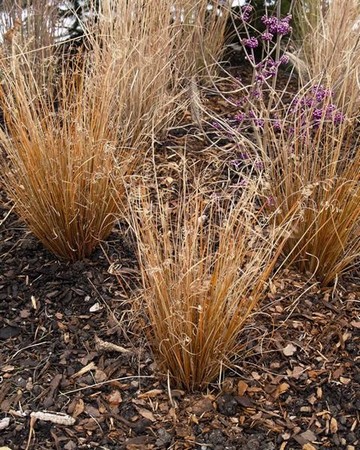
xmin=1 ymin=163 xmax=359 ymax=450
xmin=1 ymin=68 xmax=359 ymax=450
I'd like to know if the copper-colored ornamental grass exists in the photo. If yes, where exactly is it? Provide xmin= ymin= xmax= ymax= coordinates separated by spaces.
xmin=0 ymin=0 xmax=231 ymax=261
xmin=130 ymin=178 xmax=284 ymax=390
xmin=171 ymin=0 xmax=231 ymax=78
xmin=222 ymin=0 xmax=360 ymax=285
xmin=0 ymin=57 xmax=131 ymax=260
xmin=263 ymin=88 xmax=360 ymax=286
xmin=293 ymin=0 xmax=360 ymax=115
xmin=0 ymin=0 xmax=181 ymax=260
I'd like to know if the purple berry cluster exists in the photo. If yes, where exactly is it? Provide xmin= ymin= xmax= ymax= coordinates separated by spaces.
xmin=261 ymin=14 xmax=292 ymax=36
xmin=255 ymin=55 xmax=289 ymax=82
xmin=211 ymin=7 xmax=345 ymax=154
xmin=241 ymin=5 xmax=253 ymax=22
xmin=291 ymin=85 xmax=345 ymax=129
xmin=242 ymin=37 xmax=258 ymax=49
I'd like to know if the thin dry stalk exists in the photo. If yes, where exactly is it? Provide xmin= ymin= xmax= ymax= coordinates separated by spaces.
xmin=130 ymin=173 xmax=283 ymax=390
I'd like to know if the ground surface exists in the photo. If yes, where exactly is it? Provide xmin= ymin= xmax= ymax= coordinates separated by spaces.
xmin=1 ymin=65 xmax=360 ymax=450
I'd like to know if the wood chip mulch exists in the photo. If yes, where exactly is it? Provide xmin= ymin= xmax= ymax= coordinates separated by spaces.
xmin=1 ymin=186 xmax=359 ymax=450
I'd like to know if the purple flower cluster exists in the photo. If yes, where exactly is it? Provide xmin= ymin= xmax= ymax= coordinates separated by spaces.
xmin=313 ymin=105 xmax=344 ymax=127
xmin=261 ymin=14 xmax=292 ymax=36
xmin=214 ymin=11 xmax=345 ymax=146
xmin=272 ymin=118 xmax=282 ymax=131
xmin=279 ymin=54 xmax=289 ymax=65
xmin=220 ymin=82 xmax=346 ymax=141
xmin=234 ymin=112 xmax=246 ymax=123
xmin=249 ymin=110 xmax=264 ymax=128
xmin=311 ymin=85 xmax=331 ymax=102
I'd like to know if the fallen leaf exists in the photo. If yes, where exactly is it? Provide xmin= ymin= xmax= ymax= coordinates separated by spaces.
xmin=237 ymin=380 xmax=248 ymax=396
xmin=89 ymin=302 xmax=101 ymax=312
xmin=94 ymin=369 xmax=107 ymax=382
xmin=19 ymin=309 xmax=30 ymax=318
xmin=302 ymin=444 xmax=317 ymax=450
xmin=274 ymin=382 xmax=290 ymax=399
xmin=0 ymin=417 xmax=10 ymax=430
xmin=79 ymin=417 xmax=102 ymax=430
xmin=191 ymin=398 xmax=214 ymax=415
xmin=281 ymin=432 xmax=291 ymax=441
xmin=107 ymin=390 xmax=122 ymax=406
xmin=283 ymin=343 xmax=297 ymax=356
xmin=72 ymin=398 xmax=85 ymax=418
xmin=290 ymin=366 xmax=304 ymax=379
xmin=84 ymin=405 xmax=101 ymax=418
xmin=332 ymin=367 xmax=343 ymax=379
xmin=137 ymin=407 xmax=156 ymax=422
xmin=251 ymin=371 xmax=261 ymax=381
xmin=294 ymin=430 xmax=317 ymax=445
xmin=307 ymin=393 xmax=317 ymax=405
xmin=307 ymin=369 xmax=327 ymax=379
xmin=138 ymin=389 xmax=163 ymax=399
xmin=350 ymin=321 xmax=360 ymax=328
xmin=235 ymin=395 xmax=254 ymax=408
xmin=330 ymin=417 xmax=338 ymax=433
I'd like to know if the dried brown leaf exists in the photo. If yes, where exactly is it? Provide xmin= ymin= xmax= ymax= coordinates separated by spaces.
xmin=137 ymin=407 xmax=156 ymax=422
xmin=282 ymin=343 xmax=297 ymax=356
xmin=138 ymin=389 xmax=163 ymax=399
xmin=237 ymin=380 xmax=248 ymax=396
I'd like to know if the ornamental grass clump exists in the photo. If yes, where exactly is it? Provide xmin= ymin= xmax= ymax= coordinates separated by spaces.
xmin=263 ymin=86 xmax=360 ymax=286
xmin=210 ymin=4 xmax=360 ymax=285
xmin=130 ymin=174 xmax=284 ymax=391
xmin=0 ymin=0 xmax=180 ymax=260
xmin=293 ymin=0 xmax=360 ymax=115
xmin=170 ymin=0 xmax=231 ymax=80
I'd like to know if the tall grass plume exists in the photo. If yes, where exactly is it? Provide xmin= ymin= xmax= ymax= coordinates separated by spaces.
xmin=130 ymin=172 xmax=284 ymax=390
xmin=0 ymin=0 xmax=181 ymax=260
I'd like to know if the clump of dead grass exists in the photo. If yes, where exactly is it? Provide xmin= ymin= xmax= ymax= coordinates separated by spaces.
xmin=263 ymin=87 xmax=360 ymax=286
xmin=0 ymin=0 xmax=181 ymax=260
xmin=171 ymin=0 xmax=231 ymax=80
xmin=130 ymin=169 xmax=284 ymax=390
xmin=293 ymin=0 xmax=360 ymax=115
